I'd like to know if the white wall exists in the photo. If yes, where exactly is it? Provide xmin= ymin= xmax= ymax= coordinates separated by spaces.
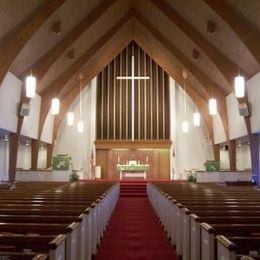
xmin=0 ymin=72 xmax=22 ymax=132
xmin=236 ymin=145 xmax=251 ymax=170
xmin=213 ymin=113 xmax=227 ymax=144
xmin=40 ymin=110 xmax=54 ymax=144
xmin=247 ymin=72 xmax=260 ymax=133
xmin=38 ymin=148 xmax=47 ymax=169
xmin=21 ymin=94 xmax=41 ymax=139
xmin=17 ymin=144 xmax=31 ymax=170
xmin=226 ymin=93 xmax=247 ymax=139
xmin=172 ymin=81 xmax=213 ymax=179
xmin=54 ymin=78 xmax=97 ymax=177
xmin=0 ymin=139 xmax=9 ymax=181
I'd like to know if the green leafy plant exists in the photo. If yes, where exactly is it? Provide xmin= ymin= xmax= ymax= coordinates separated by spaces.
xmin=187 ymin=174 xmax=196 ymax=182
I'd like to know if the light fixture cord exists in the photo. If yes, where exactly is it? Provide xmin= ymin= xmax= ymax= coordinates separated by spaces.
xmin=79 ymin=80 xmax=82 ymax=119
xmin=184 ymin=77 xmax=187 ymax=119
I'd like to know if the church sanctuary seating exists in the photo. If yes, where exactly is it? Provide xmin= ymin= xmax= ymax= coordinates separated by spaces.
xmin=147 ymin=182 xmax=260 ymax=260
xmin=0 ymin=181 xmax=119 ymax=260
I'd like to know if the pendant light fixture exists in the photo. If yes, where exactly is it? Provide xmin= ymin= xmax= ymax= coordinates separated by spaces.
xmin=67 ymin=92 xmax=74 ymax=126
xmin=67 ymin=112 xmax=74 ymax=126
xmin=182 ymin=70 xmax=189 ymax=133
xmin=25 ymin=71 xmax=37 ymax=98
xmin=209 ymin=97 xmax=217 ymax=115
xmin=77 ymin=75 xmax=84 ymax=133
xmin=234 ymin=74 xmax=245 ymax=98
xmin=51 ymin=97 xmax=60 ymax=115
xmin=193 ymin=99 xmax=200 ymax=126
xmin=234 ymin=43 xmax=245 ymax=98
xmin=193 ymin=111 xmax=200 ymax=126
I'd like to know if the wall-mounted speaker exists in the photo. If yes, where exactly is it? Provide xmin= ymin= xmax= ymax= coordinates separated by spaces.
xmin=20 ymin=102 xmax=30 ymax=117
xmin=238 ymin=102 xmax=250 ymax=117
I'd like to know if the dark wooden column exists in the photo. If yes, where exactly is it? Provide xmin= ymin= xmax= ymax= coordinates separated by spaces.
xmin=31 ymin=139 xmax=40 ymax=170
xmin=249 ymin=133 xmax=260 ymax=186
xmin=213 ymin=144 xmax=220 ymax=161
xmin=228 ymin=140 xmax=236 ymax=171
xmin=8 ymin=133 xmax=19 ymax=183
xmin=46 ymin=144 xmax=54 ymax=169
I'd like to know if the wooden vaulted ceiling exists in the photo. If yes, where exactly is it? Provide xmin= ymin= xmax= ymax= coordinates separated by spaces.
xmin=0 ymin=0 xmax=260 ymax=143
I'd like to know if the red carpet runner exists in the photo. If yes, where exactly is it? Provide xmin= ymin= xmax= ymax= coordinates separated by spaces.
xmin=95 ymin=181 xmax=177 ymax=260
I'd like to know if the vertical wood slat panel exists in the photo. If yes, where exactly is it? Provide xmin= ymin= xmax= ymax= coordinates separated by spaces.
xmin=96 ymin=42 xmax=170 ymax=141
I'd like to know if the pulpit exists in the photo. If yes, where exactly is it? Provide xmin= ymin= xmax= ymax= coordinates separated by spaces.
xmin=117 ymin=161 xmax=149 ymax=180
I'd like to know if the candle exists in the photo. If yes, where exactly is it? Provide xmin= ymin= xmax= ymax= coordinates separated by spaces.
xmin=146 ymin=156 xmax=148 ymax=163
xmin=118 ymin=156 xmax=120 ymax=164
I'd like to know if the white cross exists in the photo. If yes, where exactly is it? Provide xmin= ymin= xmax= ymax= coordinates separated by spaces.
xmin=117 ymin=56 xmax=150 ymax=141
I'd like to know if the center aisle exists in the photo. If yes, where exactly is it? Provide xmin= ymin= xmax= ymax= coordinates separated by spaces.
xmin=95 ymin=182 xmax=177 ymax=260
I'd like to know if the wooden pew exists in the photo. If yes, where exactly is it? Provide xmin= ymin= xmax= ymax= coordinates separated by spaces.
xmin=201 ymin=223 xmax=260 ymax=260
xmin=217 ymin=235 xmax=260 ymax=260
xmin=0 ymin=234 xmax=66 ymax=260
xmin=147 ymin=183 xmax=260 ymax=260
xmin=0 ymin=252 xmax=48 ymax=259
xmin=189 ymin=214 xmax=260 ymax=260
xmin=0 ymin=222 xmax=79 ymax=260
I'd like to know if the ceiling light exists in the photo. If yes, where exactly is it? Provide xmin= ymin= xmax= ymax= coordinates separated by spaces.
xmin=77 ymin=120 xmax=84 ymax=133
xmin=25 ymin=74 xmax=36 ymax=98
xmin=209 ymin=98 xmax=217 ymax=115
xmin=182 ymin=121 xmax=189 ymax=133
xmin=67 ymin=112 xmax=74 ymax=126
xmin=234 ymin=75 xmax=245 ymax=98
xmin=193 ymin=111 xmax=200 ymax=126
xmin=51 ymin=98 xmax=60 ymax=115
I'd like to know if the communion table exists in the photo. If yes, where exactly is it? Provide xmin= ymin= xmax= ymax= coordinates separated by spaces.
xmin=117 ymin=164 xmax=149 ymax=180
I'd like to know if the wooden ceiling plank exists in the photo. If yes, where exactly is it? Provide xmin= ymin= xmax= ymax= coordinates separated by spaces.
xmin=204 ymin=0 xmax=260 ymax=66
xmin=40 ymin=9 xmax=134 ymax=98
xmin=133 ymin=25 xmax=215 ymax=142
xmin=39 ymin=17 xmax=134 ymax=141
xmin=149 ymin=0 xmax=248 ymax=84
xmin=134 ymin=12 xmax=229 ymax=98
xmin=135 ymin=18 xmax=229 ymax=141
xmin=0 ymin=0 xmax=66 ymax=87
xmin=22 ymin=0 xmax=118 ymax=83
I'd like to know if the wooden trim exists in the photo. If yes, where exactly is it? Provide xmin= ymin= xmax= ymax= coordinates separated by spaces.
xmin=204 ymin=0 xmax=260 ymax=66
xmin=95 ymin=139 xmax=172 ymax=149
xmin=8 ymin=133 xmax=19 ymax=183
xmin=150 ymin=0 xmax=247 ymax=84
xmin=0 ymin=0 xmax=66 ymax=86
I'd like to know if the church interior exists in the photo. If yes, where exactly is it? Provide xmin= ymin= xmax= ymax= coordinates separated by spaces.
xmin=0 ymin=0 xmax=260 ymax=259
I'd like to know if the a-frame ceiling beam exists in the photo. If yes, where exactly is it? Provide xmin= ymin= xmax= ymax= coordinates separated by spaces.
xmin=0 ymin=0 xmax=66 ymax=86
xmin=40 ymin=9 xmax=134 ymax=98
xmin=133 ymin=18 xmax=229 ymax=142
xmin=22 ymin=0 xmax=118 ymax=83
xmin=38 ymin=16 xmax=134 ymax=139
xmin=134 ymin=12 xmax=228 ymax=98
xmin=149 ymin=0 xmax=247 ymax=85
xmin=204 ymin=0 xmax=260 ymax=66
xmin=52 ymin=23 xmax=133 ymax=141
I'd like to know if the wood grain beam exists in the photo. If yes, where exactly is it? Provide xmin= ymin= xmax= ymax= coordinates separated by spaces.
xmin=22 ymin=0 xmax=118 ymax=82
xmin=0 ymin=0 xmax=66 ymax=86
xmin=204 ymin=0 xmax=260 ymax=66
xmin=132 ymin=23 xmax=214 ymax=142
xmin=133 ymin=16 xmax=229 ymax=140
xmin=134 ymin=12 xmax=228 ymax=98
xmin=48 ymin=21 xmax=133 ymax=143
xmin=149 ymin=0 xmax=247 ymax=85
xmin=8 ymin=133 xmax=19 ymax=183
xmin=38 ymin=11 xmax=134 ymax=140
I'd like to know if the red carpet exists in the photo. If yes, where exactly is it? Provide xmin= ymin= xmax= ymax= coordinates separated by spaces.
xmin=95 ymin=182 xmax=177 ymax=260
xmin=120 ymin=181 xmax=147 ymax=197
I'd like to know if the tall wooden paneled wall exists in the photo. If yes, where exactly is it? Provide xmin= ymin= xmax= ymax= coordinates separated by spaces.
xmin=96 ymin=41 xmax=170 ymax=140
